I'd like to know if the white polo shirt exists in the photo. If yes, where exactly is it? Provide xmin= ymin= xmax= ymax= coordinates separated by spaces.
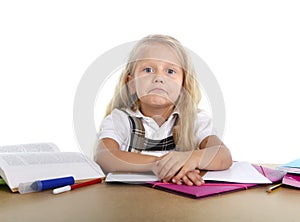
xmin=98 ymin=108 xmax=215 ymax=154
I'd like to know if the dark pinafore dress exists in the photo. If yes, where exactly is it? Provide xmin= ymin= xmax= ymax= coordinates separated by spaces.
xmin=123 ymin=111 xmax=179 ymax=153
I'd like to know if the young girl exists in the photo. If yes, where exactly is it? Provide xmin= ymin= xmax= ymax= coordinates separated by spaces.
xmin=95 ymin=34 xmax=232 ymax=186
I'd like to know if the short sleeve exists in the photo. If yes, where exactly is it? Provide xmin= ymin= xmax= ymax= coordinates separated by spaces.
xmin=98 ymin=109 xmax=130 ymax=150
xmin=194 ymin=110 xmax=216 ymax=146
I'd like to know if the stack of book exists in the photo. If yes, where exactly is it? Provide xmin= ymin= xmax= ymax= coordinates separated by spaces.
xmin=278 ymin=158 xmax=300 ymax=188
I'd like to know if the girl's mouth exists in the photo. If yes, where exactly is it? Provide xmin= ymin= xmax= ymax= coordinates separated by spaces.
xmin=148 ymin=88 xmax=168 ymax=94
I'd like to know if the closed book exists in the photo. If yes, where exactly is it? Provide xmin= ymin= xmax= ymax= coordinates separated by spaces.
xmin=282 ymin=173 xmax=300 ymax=188
xmin=147 ymin=181 xmax=258 ymax=198
xmin=278 ymin=158 xmax=300 ymax=174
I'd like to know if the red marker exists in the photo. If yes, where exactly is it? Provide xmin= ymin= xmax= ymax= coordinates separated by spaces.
xmin=53 ymin=178 xmax=102 ymax=194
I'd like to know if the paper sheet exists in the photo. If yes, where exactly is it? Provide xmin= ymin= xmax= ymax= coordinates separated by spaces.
xmin=203 ymin=162 xmax=272 ymax=184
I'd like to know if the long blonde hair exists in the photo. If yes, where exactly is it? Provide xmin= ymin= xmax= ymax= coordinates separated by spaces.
xmin=105 ymin=34 xmax=201 ymax=151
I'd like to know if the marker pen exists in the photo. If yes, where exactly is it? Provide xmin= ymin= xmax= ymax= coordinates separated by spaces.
xmin=53 ymin=178 xmax=102 ymax=194
xmin=19 ymin=176 xmax=75 ymax=194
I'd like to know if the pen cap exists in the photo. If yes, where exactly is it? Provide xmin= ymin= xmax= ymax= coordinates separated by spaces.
xmin=18 ymin=176 xmax=75 ymax=194
xmin=19 ymin=182 xmax=38 ymax=194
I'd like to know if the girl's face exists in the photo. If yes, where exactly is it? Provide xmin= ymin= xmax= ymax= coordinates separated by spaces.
xmin=128 ymin=43 xmax=184 ymax=110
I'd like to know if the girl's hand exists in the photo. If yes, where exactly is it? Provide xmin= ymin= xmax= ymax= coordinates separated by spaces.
xmin=153 ymin=151 xmax=194 ymax=180
xmin=170 ymin=150 xmax=203 ymax=184
xmin=176 ymin=169 xmax=205 ymax=186
xmin=153 ymin=150 xmax=204 ymax=183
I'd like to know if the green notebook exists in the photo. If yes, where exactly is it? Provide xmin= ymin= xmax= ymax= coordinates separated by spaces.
xmin=0 ymin=177 xmax=6 ymax=185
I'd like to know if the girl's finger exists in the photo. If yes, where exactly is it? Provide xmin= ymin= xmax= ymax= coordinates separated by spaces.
xmin=182 ymin=175 xmax=193 ymax=186
xmin=186 ymin=171 xmax=204 ymax=186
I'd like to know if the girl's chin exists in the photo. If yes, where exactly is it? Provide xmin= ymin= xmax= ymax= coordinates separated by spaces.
xmin=140 ymin=97 xmax=176 ymax=108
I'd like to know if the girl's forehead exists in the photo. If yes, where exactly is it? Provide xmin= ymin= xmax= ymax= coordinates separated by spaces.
xmin=136 ymin=43 xmax=182 ymax=67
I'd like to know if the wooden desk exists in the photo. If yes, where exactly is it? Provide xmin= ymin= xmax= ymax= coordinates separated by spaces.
xmin=1 ymin=181 xmax=299 ymax=222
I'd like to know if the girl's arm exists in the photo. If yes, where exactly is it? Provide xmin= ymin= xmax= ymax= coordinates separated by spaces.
xmin=198 ymin=135 xmax=232 ymax=170
xmin=155 ymin=135 xmax=232 ymax=184
xmin=95 ymin=138 xmax=161 ymax=173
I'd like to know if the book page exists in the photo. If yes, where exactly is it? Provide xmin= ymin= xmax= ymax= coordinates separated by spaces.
xmin=203 ymin=162 xmax=272 ymax=184
xmin=106 ymin=172 xmax=158 ymax=183
xmin=0 ymin=152 xmax=105 ymax=192
xmin=0 ymin=143 xmax=59 ymax=153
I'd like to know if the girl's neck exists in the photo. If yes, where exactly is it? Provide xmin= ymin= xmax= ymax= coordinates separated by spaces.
xmin=140 ymin=104 xmax=174 ymax=127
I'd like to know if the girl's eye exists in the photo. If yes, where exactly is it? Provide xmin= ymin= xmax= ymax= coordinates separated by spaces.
xmin=144 ymin=67 xmax=154 ymax=73
xmin=167 ymin=69 xmax=175 ymax=74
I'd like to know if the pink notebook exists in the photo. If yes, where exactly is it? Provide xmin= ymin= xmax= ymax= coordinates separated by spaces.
xmin=147 ymin=165 xmax=285 ymax=198
xmin=282 ymin=173 xmax=300 ymax=188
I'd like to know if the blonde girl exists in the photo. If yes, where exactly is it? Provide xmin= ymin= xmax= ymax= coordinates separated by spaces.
xmin=95 ymin=34 xmax=232 ymax=186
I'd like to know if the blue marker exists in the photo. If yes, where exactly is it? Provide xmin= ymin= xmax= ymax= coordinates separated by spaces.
xmin=19 ymin=176 xmax=75 ymax=194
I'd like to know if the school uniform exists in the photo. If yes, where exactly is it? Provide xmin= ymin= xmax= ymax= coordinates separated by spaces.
xmin=98 ymin=108 xmax=215 ymax=156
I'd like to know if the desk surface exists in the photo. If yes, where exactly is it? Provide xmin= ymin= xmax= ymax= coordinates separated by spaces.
xmin=1 ymin=181 xmax=299 ymax=222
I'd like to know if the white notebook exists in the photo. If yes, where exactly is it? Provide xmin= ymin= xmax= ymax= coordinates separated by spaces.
xmin=105 ymin=162 xmax=272 ymax=185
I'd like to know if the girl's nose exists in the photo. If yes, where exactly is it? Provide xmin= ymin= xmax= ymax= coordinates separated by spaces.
xmin=153 ymin=67 xmax=165 ymax=83
xmin=154 ymin=78 xmax=163 ymax=83
xmin=153 ymin=74 xmax=164 ymax=83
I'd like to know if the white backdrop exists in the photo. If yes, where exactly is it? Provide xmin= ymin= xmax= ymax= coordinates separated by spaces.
xmin=1 ymin=0 xmax=299 ymax=163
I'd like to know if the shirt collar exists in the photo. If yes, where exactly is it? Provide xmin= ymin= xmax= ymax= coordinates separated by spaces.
xmin=125 ymin=108 xmax=180 ymax=119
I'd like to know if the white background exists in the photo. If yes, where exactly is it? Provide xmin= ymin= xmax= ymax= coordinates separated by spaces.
xmin=1 ymin=0 xmax=299 ymax=163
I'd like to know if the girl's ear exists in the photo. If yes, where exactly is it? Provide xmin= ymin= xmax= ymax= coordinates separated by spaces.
xmin=126 ymin=73 xmax=133 ymax=82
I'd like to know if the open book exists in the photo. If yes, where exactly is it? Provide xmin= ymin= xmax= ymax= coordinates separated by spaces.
xmin=0 ymin=143 xmax=105 ymax=192
xmin=105 ymin=162 xmax=285 ymax=198
xmin=105 ymin=162 xmax=275 ymax=184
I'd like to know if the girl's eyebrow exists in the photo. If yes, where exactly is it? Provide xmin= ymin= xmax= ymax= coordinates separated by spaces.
xmin=137 ymin=60 xmax=182 ymax=69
